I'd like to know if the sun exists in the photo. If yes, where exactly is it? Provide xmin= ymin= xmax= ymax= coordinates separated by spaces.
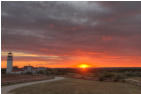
xmin=78 ymin=64 xmax=90 ymax=69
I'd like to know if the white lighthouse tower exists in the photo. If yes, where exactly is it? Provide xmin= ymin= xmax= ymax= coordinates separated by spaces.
xmin=6 ymin=52 xmax=13 ymax=74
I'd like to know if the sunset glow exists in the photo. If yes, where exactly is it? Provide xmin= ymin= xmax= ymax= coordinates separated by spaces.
xmin=78 ymin=64 xmax=90 ymax=69
xmin=2 ymin=2 xmax=141 ymax=68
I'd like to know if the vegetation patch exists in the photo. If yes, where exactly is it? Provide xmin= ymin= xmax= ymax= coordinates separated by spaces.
xmin=11 ymin=78 xmax=141 ymax=94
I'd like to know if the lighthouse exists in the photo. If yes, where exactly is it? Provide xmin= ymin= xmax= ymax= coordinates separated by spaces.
xmin=6 ymin=52 xmax=13 ymax=73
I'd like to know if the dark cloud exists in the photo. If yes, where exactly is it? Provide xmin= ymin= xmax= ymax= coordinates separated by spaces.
xmin=2 ymin=1 xmax=141 ymax=66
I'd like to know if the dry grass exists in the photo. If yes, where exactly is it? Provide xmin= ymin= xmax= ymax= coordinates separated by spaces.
xmin=2 ymin=74 xmax=54 ymax=86
xmin=11 ymin=78 xmax=141 ymax=94
xmin=130 ymin=77 xmax=141 ymax=81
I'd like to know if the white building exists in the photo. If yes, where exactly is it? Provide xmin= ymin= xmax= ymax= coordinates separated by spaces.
xmin=23 ymin=66 xmax=33 ymax=73
xmin=6 ymin=52 xmax=13 ymax=74
xmin=6 ymin=52 xmax=47 ymax=74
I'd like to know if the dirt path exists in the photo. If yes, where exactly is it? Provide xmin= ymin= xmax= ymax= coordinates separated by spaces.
xmin=1 ymin=77 xmax=65 ymax=94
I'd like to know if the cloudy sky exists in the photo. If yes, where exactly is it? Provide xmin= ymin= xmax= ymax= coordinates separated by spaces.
xmin=1 ymin=1 xmax=141 ymax=68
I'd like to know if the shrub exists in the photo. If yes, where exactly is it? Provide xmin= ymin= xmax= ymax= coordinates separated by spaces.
xmin=37 ymin=70 xmax=45 ymax=74
xmin=113 ymin=74 xmax=126 ymax=82
xmin=98 ymin=72 xmax=126 ymax=82
xmin=99 ymin=77 xmax=105 ymax=81
xmin=25 ymin=72 xmax=32 ymax=75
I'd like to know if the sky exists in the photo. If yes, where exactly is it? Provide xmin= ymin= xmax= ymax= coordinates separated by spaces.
xmin=1 ymin=1 xmax=141 ymax=68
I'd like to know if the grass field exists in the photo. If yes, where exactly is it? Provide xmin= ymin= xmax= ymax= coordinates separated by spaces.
xmin=2 ymin=74 xmax=54 ymax=86
xmin=11 ymin=78 xmax=141 ymax=94
xmin=130 ymin=77 xmax=141 ymax=81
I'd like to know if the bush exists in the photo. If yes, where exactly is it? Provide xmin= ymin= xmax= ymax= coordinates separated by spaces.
xmin=124 ymin=71 xmax=141 ymax=77
xmin=98 ymin=72 xmax=126 ymax=82
xmin=113 ymin=74 xmax=126 ymax=82
xmin=25 ymin=72 xmax=32 ymax=75
xmin=37 ymin=70 xmax=45 ymax=74
xmin=99 ymin=77 xmax=105 ymax=81
xmin=1 ymin=69 xmax=6 ymax=74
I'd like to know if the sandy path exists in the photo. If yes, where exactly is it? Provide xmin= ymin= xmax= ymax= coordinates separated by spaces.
xmin=2 ymin=77 xmax=65 ymax=94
